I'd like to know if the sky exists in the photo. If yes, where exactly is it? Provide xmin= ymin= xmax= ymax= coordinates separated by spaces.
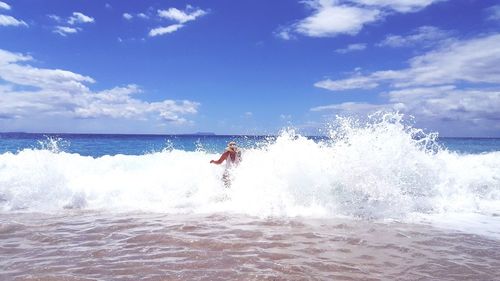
xmin=0 ymin=0 xmax=499 ymax=137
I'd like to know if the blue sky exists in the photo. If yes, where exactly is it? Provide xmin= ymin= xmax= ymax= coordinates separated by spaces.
xmin=0 ymin=0 xmax=499 ymax=136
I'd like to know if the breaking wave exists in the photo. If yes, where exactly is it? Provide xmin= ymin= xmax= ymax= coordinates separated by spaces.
xmin=0 ymin=113 xmax=499 ymax=221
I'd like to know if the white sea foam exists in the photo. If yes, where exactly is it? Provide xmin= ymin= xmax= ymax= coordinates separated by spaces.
xmin=0 ymin=113 xmax=499 ymax=225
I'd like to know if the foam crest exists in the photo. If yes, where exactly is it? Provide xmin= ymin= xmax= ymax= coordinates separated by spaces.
xmin=0 ymin=113 xmax=499 ymax=221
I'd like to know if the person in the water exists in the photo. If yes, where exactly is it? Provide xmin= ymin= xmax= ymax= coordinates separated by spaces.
xmin=210 ymin=141 xmax=241 ymax=166
xmin=210 ymin=141 xmax=242 ymax=187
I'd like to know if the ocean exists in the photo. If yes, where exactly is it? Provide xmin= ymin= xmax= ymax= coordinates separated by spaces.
xmin=1 ymin=114 xmax=499 ymax=280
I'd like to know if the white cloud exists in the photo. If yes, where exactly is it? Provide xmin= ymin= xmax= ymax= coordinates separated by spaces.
xmin=48 ymin=14 xmax=62 ymax=22
xmin=386 ymin=86 xmax=500 ymax=123
xmin=68 ymin=12 xmax=94 ymax=25
xmin=147 ymin=5 xmax=207 ymax=37
xmin=0 ymin=49 xmax=31 ymax=63
xmin=123 ymin=13 xmax=149 ymax=21
xmin=315 ymin=73 xmax=379 ymax=90
xmin=311 ymin=86 xmax=500 ymax=135
xmin=486 ymin=5 xmax=500 ymax=21
xmin=311 ymin=101 xmax=394 ymax=113
xmin=295 ymin=1 xmax=381 ymax=37
xmin=335 ymin=43 xmax=367 ymax=53
xmin=0 ymin=1 xmax=10 ymax=10
xmin=0 ymin=49 xmax=200 ymax=124
xmin=279 ymin=0 xmax=445 ymax=39
xmin=316 ymin=33 xmax=500 ymax=90
xmin=149 ymin=24 xmax=184 ymax=37
xmin=73 ymin=85 xmax=199 ymax=123
xmin=158 ymin=6 xmax=207 ymax=23
xmin=53 ymin=26 xmax=79 ymax=36
xmin=123 ymin=12 xmax=150 ymax=21
xmin=123 ymin=13 xmax=133 ymax=20
xmin=280 ymin=114 xmax=292 ymax=120
xmin=353 ymin=0 xmax=444 ymax=13
xmin=312 ymin=33 xmax=500 ymax=136
xmin=48 ymin=12 xmax=94 ymax=36
xmin=0 ymin=14 xmax=27 ymax=27
xmin=0 ymin=49 xmax=94 ymax=91
xmin=378 ymin=26 xmax=452 ymax=48
xmin=275 ymin=26 xmax=295 ymax=40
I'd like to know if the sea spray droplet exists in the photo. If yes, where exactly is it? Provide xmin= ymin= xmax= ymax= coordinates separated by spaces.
xmin=195 ymin=138 xmax=204 ymax=152
xmin=37 ymin=136 xmax=70 ymax=153
xmin=163 ymin=139 xmax=174 ymax=152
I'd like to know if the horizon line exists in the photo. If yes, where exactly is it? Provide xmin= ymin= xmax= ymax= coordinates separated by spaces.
xmin=1 ymin=131 xmax=499 ymax=139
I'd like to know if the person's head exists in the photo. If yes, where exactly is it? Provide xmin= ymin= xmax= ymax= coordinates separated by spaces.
xmin=227 ymin=141 xmax=237 ymax=151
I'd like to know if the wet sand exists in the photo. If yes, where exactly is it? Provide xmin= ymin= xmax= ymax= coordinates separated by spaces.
xmin=1 ymin=212 xmax=499 ymax=281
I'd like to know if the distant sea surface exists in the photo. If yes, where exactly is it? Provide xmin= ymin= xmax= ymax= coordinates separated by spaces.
xmin=1 ymin=132 xmax=500 ymax=156
xmin=1 ymin=117 xmax=500 ymax=280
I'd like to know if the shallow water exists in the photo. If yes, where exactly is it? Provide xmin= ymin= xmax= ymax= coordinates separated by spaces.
xmin=1 ymin=212 xmax=499 ymax=281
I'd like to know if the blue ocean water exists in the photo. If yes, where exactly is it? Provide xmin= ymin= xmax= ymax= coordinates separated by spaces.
xmin=0 ymin=132 xmax=499 ymax=156
xmin=0 ymin=133 xmax=261 ymax=156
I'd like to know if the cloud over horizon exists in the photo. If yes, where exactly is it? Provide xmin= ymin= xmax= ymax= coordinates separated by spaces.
xmin=0 ymin=49 xmax=200 ymax=126
xmin=311 ymin=33 xmax=500 ymax=136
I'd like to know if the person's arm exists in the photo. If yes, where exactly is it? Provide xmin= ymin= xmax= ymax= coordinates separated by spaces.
xmin=210 ymin=151 xmax=229 ymax=164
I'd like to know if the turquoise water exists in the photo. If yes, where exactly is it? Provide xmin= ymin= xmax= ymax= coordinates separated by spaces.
xmin=0 ymin=133 xmax=266 ymax=156
xmin=1 ymin=132 xmax=499 ymax=156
